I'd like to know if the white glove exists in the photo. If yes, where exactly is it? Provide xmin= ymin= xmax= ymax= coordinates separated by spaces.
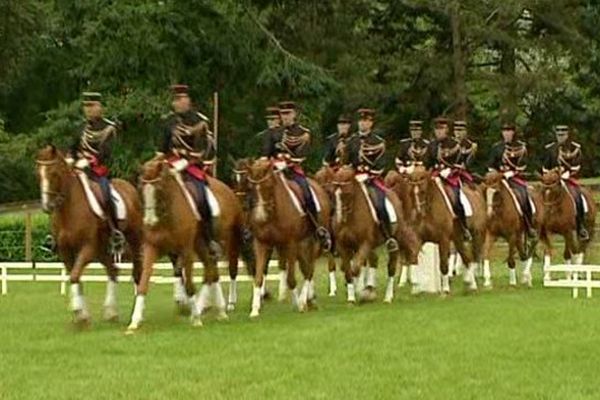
xmin=503 ymin=170 xmax=515 ymax=179
xmin=172 ymin=158 xmax=189 ymax=172
xmin=355 ymin=173 xmax=369 ymax=183
xmin=273 ymin=160 xmax=287 ymax=171
xmin=74 ymin=158 xmax=89 ymax=169
xmin=561 ymin=170 xmax=570 ymax=180
xmin=397 ymin=166 xmax=406 ymax=174
xmin=405 ymin=165 xmax=415 ymax=175
xmin=65 ymin=157 xmax=75 ymax=166
xmin=440 ymin=168 xmax=451 ymax=179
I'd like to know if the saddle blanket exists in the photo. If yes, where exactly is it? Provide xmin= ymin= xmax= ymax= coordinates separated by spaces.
xmin=561 ymin=180 xmax=589 ymax=213
xmin=170 ymin=169 xmax=220 ymax=221
xmin=76 ymin=171 xmax=126 ymax=220
xmin=276 ymin=172 xmax=322 ymax=216
xmin=353 ymin=177 xmax=397 ymax=225
xmin=434 ymin=177 xmax=473 ymax=218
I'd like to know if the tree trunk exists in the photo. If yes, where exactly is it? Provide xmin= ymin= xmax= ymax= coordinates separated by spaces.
xmin=450 ymin=1 xmax=467 ymax=120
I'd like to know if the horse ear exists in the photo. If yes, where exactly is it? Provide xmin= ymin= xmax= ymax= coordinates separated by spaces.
xmin=47 ymin=143 xmax=56 ymax=154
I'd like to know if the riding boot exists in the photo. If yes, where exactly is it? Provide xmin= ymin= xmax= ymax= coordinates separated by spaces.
xmin=459 ymin=217 xmax=472 ymax=242
xmin=381 ymin=221 xmax=399 ymax=253
xmin=311 ymin=211 xmax=332 ymax=252
xmin=195 ymin=179 xmax=222 ymax=259
xmin=575 ymin=193 xmax=589 ymax=241
xmin=523 ymin=211 xmax=538 ymax=240
xmin=99 ymin=177 xmax=125 ymax=254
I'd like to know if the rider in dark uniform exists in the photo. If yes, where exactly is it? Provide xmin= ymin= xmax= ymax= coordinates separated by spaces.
xmin=346 ymin=108 xmax=399 ymax=252
xmin=426 ymin=117 xmax=471 ymax=240
xmin=260 ymin=101 xmax=332 ymax=251
xmin=67 ymin=92 xmax=123 ymax=250
xmin=159 ymin=84 xmax=221 ymax=257
xmin=488 ymin=122 xmax=537 ymax=238
xmin=453 ymin=120 xmax=478 ymax=176
xmin=395 ymin=120 xmax=429 ymax=173
xmin=322 ymin=114 xmax=353 ymax=169
xmin=542 ymin=124 xmax=588 ymax=240
xmin=255 ymin=106 xmax=282 ymax=148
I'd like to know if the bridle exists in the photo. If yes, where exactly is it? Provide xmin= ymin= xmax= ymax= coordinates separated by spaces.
xmin=36 ymin=157 xmax=67 ymax=211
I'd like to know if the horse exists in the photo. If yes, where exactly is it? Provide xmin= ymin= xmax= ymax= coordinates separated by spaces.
xmin=246 ymin=158 xmax=331 ymax=317
xmin=407 ymin=167 xmax=487 ymax=294
xmin=539 ymin=170 xmax=596 ymax=278
xmin=126 ymin=154 xmax=243 ymax=332
xmin=482 ymin=171 xmax=544 ymax=287
xmin=331 ymin=166 xmax=421 ymax=303
xmin=35 ymin=145 xmax=143 ymax=325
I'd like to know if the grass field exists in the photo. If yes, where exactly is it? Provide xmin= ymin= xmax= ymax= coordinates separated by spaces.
xmin=2 ymin=255 xmax=600 ymax=400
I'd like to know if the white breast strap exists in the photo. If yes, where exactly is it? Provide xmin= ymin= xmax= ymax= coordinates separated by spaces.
xmin=358 ymin=181 xmax=379 ymax=224
xmin=501 ymin=179 xmax=523 ymax=216
xmin=433 ymin=177 xmax=456 ymax=218
xmin=276 ymin=172 xmax=305 ymax=216
xmin=170 ymin=169 xmax=201 ymax=221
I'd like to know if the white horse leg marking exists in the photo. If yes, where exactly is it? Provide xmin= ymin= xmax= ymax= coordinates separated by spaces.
xmin=521 ymin=257 xmax=533 ymax=287
xmin=212 ymin=282 xmax=228 ymax=320
xmin=278 ymin=269 xmax=288 ymax=301
xmin=253 ymin=183 xmax=268 ymax=222
xmin=366 ymin=267 xmax=377 ymax=288
xmin=227 ymin=279 xmax=237 ymax=311
xmin=508 ymin=268 xmax=517 ymax=286
xmin=103 ymin=280 xmax=118 ymax=320
xmin=142 ymin=183 xmax=159 ymax=225
xmin=250 ymin=284 xmax=262 ymax=318
xmin=335 ymin=188 xmax=343 ymax=224
xmin=486 ymin=187 xmax=496 ymax=217
xmin=483 ymin=259 xmax=492 ymax=287
xmin=173 ymin=279 xmax=187 ymax=304
xmin=127 ymin=295 xmax=146 ymax=330
xmin=543 ymin=254 xmax=551 ymax=281
xmin=328 ymin=271 xmax=337 ymax=297
xmin=384 ymin=276 xmax=394 ymax=303
xmin=347 ymin=281 xmax=356 ymax=303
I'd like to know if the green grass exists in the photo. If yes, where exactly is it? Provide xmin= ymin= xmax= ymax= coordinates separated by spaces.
xmin=2 ymin=256 xmax=600 ymax=400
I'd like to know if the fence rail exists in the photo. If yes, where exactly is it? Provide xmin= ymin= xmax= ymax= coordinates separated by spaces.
xmin=1 ymin=260 xmax=280 ymax=296
xmin=543 ymin=264 xmax=600 ymax=298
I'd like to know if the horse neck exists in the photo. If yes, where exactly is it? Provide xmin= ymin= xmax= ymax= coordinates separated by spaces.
xmin=54 ymin=173 xmax=91 ymax=228
xmin=153 ymin=174 xmax=191 ymax=227
xmin=336 ymin=180 xmax=369 ymax=227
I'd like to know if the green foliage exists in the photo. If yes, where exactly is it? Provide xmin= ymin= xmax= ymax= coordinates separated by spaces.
xmin=0 ymin=213 xmax=56 ymax=262
xmin=1 ymin=0 xmax=600 ymax=202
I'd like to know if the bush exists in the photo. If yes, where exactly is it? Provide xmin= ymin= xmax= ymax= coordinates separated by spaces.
xmin=0 ymin=213 xmax=58 ymax=262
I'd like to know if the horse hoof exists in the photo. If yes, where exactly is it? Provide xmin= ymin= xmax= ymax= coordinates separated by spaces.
xmin=191 ymin=317 xmax=203 ymax=328
xmin=383 ymin=297 xmax=393 ymax=304
xmin=125 ymin=322 xmax=139 ymax=334
xmin=360 ymin=289 xmax=377 ymax=303
xmin=249 ymin=309 xmax=260 ymax=318
xmin=298 ymin=302 xmax=307 ymax=313
xmin=328 ymin=291 xmax=336 ymax=297
xmin=307 ymin=301 xmax=319 ymax=311
xmin=216 ymin=312 xmax=229 ymax=322
xmin=103 ymin=307 xmax=119 ymax=322
xmin=226 ymin=303 xmax=236 ymax=312
xmin=73 ymin=309 xmax=91 ymax=325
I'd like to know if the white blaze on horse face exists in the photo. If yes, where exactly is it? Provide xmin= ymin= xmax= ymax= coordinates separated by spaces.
xmin=413 ymin=185 xmax=422 ymax=214
xmin=142 ymin=183 xmax=159 ymax=226
xmin=235 ymin=172 xmax=242 ymax=185
xmin=253 ymin=184 xmax=268 ymax=222
xmin=40 ymin=166 xmax=50 ymax=209
xmin=334 ymin=188 xmax=343 ymax=224
xmin=486 ymin=187 xmax=496 ymax=217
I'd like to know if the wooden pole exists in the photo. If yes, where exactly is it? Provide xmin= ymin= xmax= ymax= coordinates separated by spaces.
xmin=25 ymin=212 xmax=32 ymax=262
xmin=213 ymin=92 xmax=219 ymax=178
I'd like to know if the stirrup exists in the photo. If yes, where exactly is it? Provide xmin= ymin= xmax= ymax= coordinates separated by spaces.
xmin=578 ymin=228 xmax=590 ymax=241
xmin=109 ymin=229 xmax=126 ymax=255
xmin=462 ymin=227 xmax=473 ymax=242
xmin=242 ymin=227 xmax=253 ymax=244
xmin=316 ymin=226 xmax=332 ymax=252
xmin=526 ymin=227 xmax=538 ymax=240
xmin=386 ymin=238 xmax=399 ymax=253
xmin=41 ymin=234 xmax=56 ymax=253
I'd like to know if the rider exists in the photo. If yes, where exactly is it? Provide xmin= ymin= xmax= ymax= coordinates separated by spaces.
xmin=395 ymin=119 xmax=429 ymax=173
xmin=346 ymin=108 xmax=399 ymax=253
xmin=159 ymin=84 xmax=221 ymax=258
xmin=260 ymin=101 xmax=332 ymax=251
xmin=488 ymin=122 xmax=537 ymax=238
xmin=453 ymin=119 xmax=478 ymax=185
xmin=323 ymin=114 xmax=353 ymax=169
xmin=66 ymin=92 xmax=123 ymax=251
xmin=255 ymin=106 xmax=282 ymax=143
xmin=426 ymin=117 xmax=472 ymax=240
xmin=542 ymin=124 xmax=588 ymax=240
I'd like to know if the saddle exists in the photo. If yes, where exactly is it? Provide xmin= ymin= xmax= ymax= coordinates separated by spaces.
xmin=179 ymin=176 xmax=221 ymax=220
xmin=275 ymin=171 xmax=322 ymax=216
xmin=503 ymin=178 xmax=536 ymax=216
xmin=357 ymin=175 xmax=397 ymax=225
xmin=434 ymin=176 xmax=473 ymax=218
xmin=76 ymin=171 xmax=126 ymax=221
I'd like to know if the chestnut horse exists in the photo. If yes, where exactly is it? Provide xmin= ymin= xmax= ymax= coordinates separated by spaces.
xmin=126 ymin=155 xmax=243 ymax=332
xmin=482 ymin=171 xmax=544 ymax=287
xmin=407 ymin=168 xmax=487 ymax=294
xmin=35 ymin=145 xmax=143 ymax=325
xmin=332 ymin=166 xmax=420 ymax=303
xmin=539 ymin=170 xmax=596 ymax=278
xmin=246 ymin=158 xmax=331 ymax=317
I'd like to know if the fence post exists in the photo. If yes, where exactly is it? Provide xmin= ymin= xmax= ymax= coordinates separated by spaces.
xmin=25 ymin=212 xmax=32 ymax=262
xmin=60 ymin=267 xmax=67 ymax=295
xmin=587 ymin=269 xmax=592 ymax=298
xmin=1 ymin=265 xmax=7 ymax=295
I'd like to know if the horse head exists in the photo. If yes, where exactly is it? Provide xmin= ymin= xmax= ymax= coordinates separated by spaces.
xmin=540 ymin=169 xmax=562 ymax=206
xmin=314 ymin=165 xmax=336 ymax=196
xmin=331 ymin=165 xmax=357 ymax=223
xmin=139 ymin=154 xmax=170 ymax=226
xmin=247 ymin=158 xmax=276 ymax=222
xmin=483 ymin=170 xmax=504 ymax=189
xmin=407 ymin=168 xmax=431 ymax=215
xmin=231 ymin=157 xmax=253 ymax=196
xmin=36 ymin=144 xmax=69 ymax=213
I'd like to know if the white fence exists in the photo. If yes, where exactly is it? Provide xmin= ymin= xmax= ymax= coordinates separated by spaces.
xmin=543 ymin=264 xmax=600 ymax=298
xmin=0 ymin=260 xmax=280 ymax=295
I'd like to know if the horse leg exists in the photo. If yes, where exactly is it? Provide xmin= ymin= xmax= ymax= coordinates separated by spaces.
xmin=99 ymin=253 xmax=119 ymax=321
xmin=455 ymin=239 xmax=477 ymax=292
xmin=196 ymin=245 xmax=228 ymax=323
xmin=126 ymin=243 xmax=158 ymax=333
xmin=439 ymin=239 xmax=451 ymax=295
xmin=169 ymin=252 xmax=187 ymax=307
xmin=250 ymin=239 xmax=269 ymax=318
xmin=515 ymin=233 xmax=532 ymax=287
xmin=507 ymin=235 xmax=517 ymax=286
xmin=482 ymin=231 xmax=496 ymax=288
xmin=541 ymin=228 xmax=553 ymax=281
xmin=283 ymin=244 xmax=303 ymax=312
xmin=298 ymin=240 xmax=317 ymax=310
xmin=338 ymin=246 xmax=355 ymax=303
xmin=69 ymin=245 xmax=95 ymax=324
xmin=327 ymin=253 xmax=337 ymax=297
xmin=356 ymin=244 xmax=376 ymax=302
xmin=125 ymin=229 xmax=143 ymax=288
xmin=564 ymin=231 xmax=578 ymax=280
xmin=224 ymin=227 xmax=241 ymax=312
xmin=384 ymin=250 xmax=399 ymax=303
